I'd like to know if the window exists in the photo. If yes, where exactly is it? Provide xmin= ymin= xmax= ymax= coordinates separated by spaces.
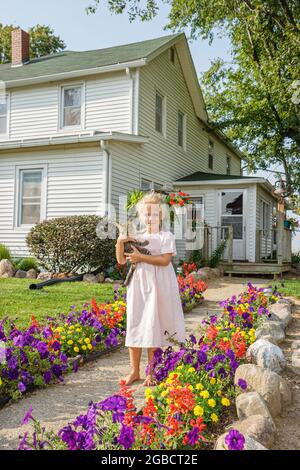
xmin=170 ymin=47 xmax=175 ymax=64
xmin=0 ymin=94 xmax=8 ymax=135
xmin=208 ymin=140 xmax=214 ymax=170
xmin=155 ymin=92 xmax=165 ymax=134
xmin=18 ymin=169 xmax=44 ymax=225
xmin=178 ymin=111 xmax=186 ymax=148
xmin=140 ymin=178 xmax=163 ymax=191
xmin=61 ymin=85 xmax=83 ymax=128
xmin=261 ymin=200 xmax=270 ymax=230
xmin=189 ymin=196 xmax=204 ymax=232
xmin=221 ymin=191 xmax=244 ymax=239
xmin=226 ymin=155 xmax=231 ymax=175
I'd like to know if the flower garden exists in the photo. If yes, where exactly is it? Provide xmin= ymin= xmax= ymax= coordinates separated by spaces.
xmin=17 ymin=283 xmax=281 ymax=451
xmin=0 ymin=276 xmax=207 ymax=404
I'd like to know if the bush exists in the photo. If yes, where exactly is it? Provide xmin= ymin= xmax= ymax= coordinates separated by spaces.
xmin=26 ymin=215 xmax=116 ymax=273
xmin=15 ymin=257 xmax=39 ymax=272
xmin=0 ymin=244 xmax=11 ymax=261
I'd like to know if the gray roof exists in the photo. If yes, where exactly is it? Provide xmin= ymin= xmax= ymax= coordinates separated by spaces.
xmin=175 ymin=171 xmax=259 ymax=182
xmin=0 ymin=33 xmax=180 ymax=82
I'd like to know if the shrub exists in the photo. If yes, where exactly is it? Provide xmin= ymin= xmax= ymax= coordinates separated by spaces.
xmin=16 ymin=257 xmax=39 ymax=272
xmin=26 ymin=215 xmax=116 ymax=273
xmin=0 ymin=244 xmax=11 ymax=261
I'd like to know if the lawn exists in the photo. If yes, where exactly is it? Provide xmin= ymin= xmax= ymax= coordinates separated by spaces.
xmin=272 ymin=279 xmax=300 ymax=299
xmin=0 ymin=278 xmax=115 ymax=327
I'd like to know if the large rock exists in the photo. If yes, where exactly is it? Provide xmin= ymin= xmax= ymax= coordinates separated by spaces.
xmin=269 ymin=303 xmax=292 ymax=329
xmin=234 ymin=364 xmax=291 ymax=417
xmin=258 ymin=335 xmax=278 ymax=346
xmin=26 ymin=268 xmax=37 ymax=279
xmin=246 ymin=339 xmax=286 ymax=373
xmin=236 ymin=392 xmax=274 ymax=423
xmin=290 ymin=349 xmax=300 ymax=375
xmin=96 ymin=272 xmax=105 ymax=283
xmin=229 ymin=415 xmax=275 ymax=448
xmin=15 ymin=269 xmax=27 ymax=278
xmin=104 ymin=277 xmax=115 ymax=283
xmin=83 ymin=273 xmax=97 ymax=283
xmin=0 ymin=259 xmax=15 ymax=278
xmin=215 ymin=433 xmax=267 ymax=450
xmin=37 ymin=272 xmax=52 ymax=281
xmin=255 ymin=321 xmax=285 ymax=344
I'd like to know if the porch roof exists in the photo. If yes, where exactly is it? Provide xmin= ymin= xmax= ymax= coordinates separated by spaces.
xmin=174 ymin=171 xmax=259 ymax=182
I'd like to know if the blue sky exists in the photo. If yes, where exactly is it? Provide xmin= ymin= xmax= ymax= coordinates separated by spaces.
xmin=2 ymin=0 xmax=299 ymax=250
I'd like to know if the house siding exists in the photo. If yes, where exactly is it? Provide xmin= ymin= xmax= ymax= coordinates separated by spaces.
xmin=0 ymin=144 xmax=105 ymax=257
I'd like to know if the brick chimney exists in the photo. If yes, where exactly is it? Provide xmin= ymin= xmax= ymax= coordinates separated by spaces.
xmin=11 ymin=28 xmax=30 ymax=66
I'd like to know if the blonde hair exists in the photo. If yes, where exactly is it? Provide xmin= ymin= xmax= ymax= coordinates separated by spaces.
xmin=135 ymin=191 xmax=169 ymax=230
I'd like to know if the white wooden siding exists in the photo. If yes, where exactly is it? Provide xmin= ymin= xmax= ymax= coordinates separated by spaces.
xmin=0 ymin=144 xmax=105 ymax=256
xmin=3 ymin=72 xmax=132 ymax=141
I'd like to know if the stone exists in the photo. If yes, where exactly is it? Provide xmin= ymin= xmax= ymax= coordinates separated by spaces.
xmin=83 ymin=273 xmax=97 ymax=283
xmin=269 ymin=303 xmax=292 ymax=329
xmin=215 ymin=433 xmax=267 ymax=450
xmin=290 ymin=350 xmax=300 ymax=375
xmin=279 ymin=376 xmax=292 ymax=406
xmin=258 ymin=335 xmax=278 ymax=346
xmin=234 ymin=364 xmax=290 ymax=417
xmin=236 ymin=392 xmax=274 ymax=423
xmin=211 ymin=268 xmax=221 ymax=277
xmin=104 ymin=277 xmax=115 ymax=283
xmin=26 ymin=268 xmax=37 ymax=279
xmin=255 ymin=321 xmax=285 ymax=344
xmin=291 ymin=340 xmax=300 ymax=350
xmin=229 ymin=415 xmax=275 ymax=448
xmin=246 ymin=339 xmax=286 ymax=373
xmin=96 ymin=272 xmax=105 ymax=283
xmin=14 ymin=269 xmax=27 ymax=278
xmin=37 ymin=272 xmax=52 ymax=281
xmin=0 ymin=259 xmax=15 ymax=278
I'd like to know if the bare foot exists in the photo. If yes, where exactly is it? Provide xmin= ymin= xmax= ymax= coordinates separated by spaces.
xmin=143 ymin=375 xmax=157 ymax=386
xmin=123 ymin=371 xmax=141 ymax=386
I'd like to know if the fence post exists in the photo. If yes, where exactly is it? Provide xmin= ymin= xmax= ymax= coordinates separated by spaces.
xmin=228 ymin=226 xmax=233 ymax=264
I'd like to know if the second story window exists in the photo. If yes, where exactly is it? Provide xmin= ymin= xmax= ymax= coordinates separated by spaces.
xmin=62 ymin=85 xmax=83 ymax=128
xmin=226 ymin=155 xmax=231 ymax=175
xmin=178 ymin=111 xmax=186 ymax=149
xmin=155 ymin=92 xmax=165 ymax=135
xmin=208 ymin=140 xmax=214 ymax=170
xmin=0 ymin=94 xmax=8 ymax=135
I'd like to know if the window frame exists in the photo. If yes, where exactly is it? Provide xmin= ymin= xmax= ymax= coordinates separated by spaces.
xmin=14 ymin=164 xmax=47 ymax=229
xmin=59 ymin=83 xmax=85 ymax=131
xmin=140 ymin=177 xmax=163 ymax=191
xmin=155 ymin=90 xmax=166 ymax=137
xmin=177 ymin=110 xmax=186 ymax=150
xmin=0 ymin=92 xmax=10 ymax=138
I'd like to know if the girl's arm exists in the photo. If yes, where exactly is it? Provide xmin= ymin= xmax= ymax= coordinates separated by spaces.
xmin=125 ymin=246 xmax=172 ymax=267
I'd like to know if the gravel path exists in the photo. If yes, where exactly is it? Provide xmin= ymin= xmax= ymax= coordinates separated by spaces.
xmin=0 ymin=277 xmax=266 ymax=450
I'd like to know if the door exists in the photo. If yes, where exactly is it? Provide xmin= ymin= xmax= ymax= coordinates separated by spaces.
xmin=220 ymin=190 xmax=246 ymax=261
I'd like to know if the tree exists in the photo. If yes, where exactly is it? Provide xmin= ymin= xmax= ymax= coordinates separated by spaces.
xmin=0 ymin=24 xmax=66 ymax=63
xmin=86 ymin=0 xmax=300 ymax=196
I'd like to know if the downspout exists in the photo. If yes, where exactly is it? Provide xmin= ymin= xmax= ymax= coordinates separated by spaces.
xmin=100 ymin=140 xmax=111 ymax=218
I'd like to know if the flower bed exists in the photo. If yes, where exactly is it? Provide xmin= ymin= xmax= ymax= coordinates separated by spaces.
xmin=178 ymin=275 xmax=208 ymax=312
xmin=19 ymin=283 xmax=281 ymax=450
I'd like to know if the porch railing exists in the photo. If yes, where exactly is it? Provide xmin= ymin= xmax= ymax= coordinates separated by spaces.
xmin=256 ymin=228 xmax=292 ymax=264
xmin=186 ymin=225 xmax=233 ymax=263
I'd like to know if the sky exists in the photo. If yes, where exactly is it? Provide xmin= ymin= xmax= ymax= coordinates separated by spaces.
xmin=1 ymin=0 xmax=299 ymax=251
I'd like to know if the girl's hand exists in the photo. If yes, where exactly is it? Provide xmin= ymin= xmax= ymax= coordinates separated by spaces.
xmin=117 ymin=236 xmax=137 ymax=244
xmin=124 ymin=245 xmax=142 ymax=264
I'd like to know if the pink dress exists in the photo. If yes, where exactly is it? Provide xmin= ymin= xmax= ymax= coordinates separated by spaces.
xmin=125 ymin=230 xmax=186 ymax=348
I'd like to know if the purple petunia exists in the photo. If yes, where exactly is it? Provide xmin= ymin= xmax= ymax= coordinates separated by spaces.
xmin=237 ymin=379 xmax=247 ymax=390
xmin=21 ymin=406 xmax=34 ymax=425
xmin=225 ymin=429 xmax=245 ymax=450
xmin=187 ymin=426 xmax=200 ymax=446
xmin=118 ymin=424 xmax=135 ymax=450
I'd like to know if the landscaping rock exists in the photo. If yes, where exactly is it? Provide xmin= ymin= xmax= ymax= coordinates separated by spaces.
xmin=234 ymin=364 xmax=290 ymax=417
xmin=230 ymin=415 xmax=275 ymax=448
xmin=215 ymin=433 xmax=267 ymax=450
xmin=83 ymin=274 xmax=97 ymax=283
xmin=96 ymin=272 xmax=105 ymax=283
xmin=0 ymin=259 xmax=15 ymax=278
xmin=269 ymin=303 xmax=292 ymax=329
xmin=104 ymin=277 xmax=115 ymax=283
xmin=37 ymin=272 xmax=52 ymax=281
xmin=26 ymin=269 xmax=37 ymax=279
xmin=290 ymin=350 xmax=300 ymax=375
xmin=258 ymin=335 xmax=278 ymax=346
xmin=14 ymin=269 xmax=27 ymax=278
xmin=291 ymin=340 xmax=300 ymax=350
xmin=246 ymin=338 xmax=286 ymax=373
xmin=255 ymin=321 xmax=285 ymax=344
xmin=236 ymin=392 xmax=274 ymax=423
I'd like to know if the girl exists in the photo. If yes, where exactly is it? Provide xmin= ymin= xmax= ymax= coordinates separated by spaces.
xmin=115 ymin=191 xmax=186 ymax=386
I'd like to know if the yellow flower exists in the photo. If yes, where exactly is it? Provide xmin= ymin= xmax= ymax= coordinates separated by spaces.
xmin=210 ymin=378 xmax=216 ymax=385
xmin=74 ymin=346 xmax=79 ymax=353
xmin=211 ymin=413 xmax=219 ymax=422
xmin=145 ymin=388 xmax=152 ymax=397
xmin=216 ymin=390 xmax=222 ymax=397
xmin=207 ymin=399 xmax=216 ymax=408
xmin=188 ymin=367 xmax=195 ymax=373
xmin=200 ymin=390 xmax=210 ymax=399
xmin=67 ymin=340 xmax=73 ymax=346
xmin=69 ymin=325 xmax=75 ymax=330
xmin=82 ymin=345 xmax=87 ymax=351
xmin=87 ymin=344 xmax=93 ymax=350
xmin=161 ymin=390 xmax=168 ymax=398
xmin=76 ymin=328 xmax=82 ymax=332
xmin=0 ymin=378 xmax=2 ymax=386
xmin=84 ymin=338 xmax=91 ymax=344
xmin=221 ymin=397 xmax=230 ymax=407
xmin=194 ymin=405 xmax=204 ymax=417
xmin=61 ymin=336 xmax=66 ymax=340
xmin=196 ymin=383 xmax=204 ymax=391
xmin=188 ymin=385 xmax=194 ymax=391
xmin=176 ymin=365 xmax=183 ymax=371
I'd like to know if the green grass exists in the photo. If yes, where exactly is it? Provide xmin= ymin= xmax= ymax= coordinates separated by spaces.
xmin=272 ymin=279 xmax=300 ymax=299
xmin=0 ymin=278 xmax=115 ymax=327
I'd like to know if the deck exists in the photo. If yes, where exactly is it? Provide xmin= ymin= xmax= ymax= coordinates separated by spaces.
xmin=220 ymin=261 xmax=292 ymax=278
